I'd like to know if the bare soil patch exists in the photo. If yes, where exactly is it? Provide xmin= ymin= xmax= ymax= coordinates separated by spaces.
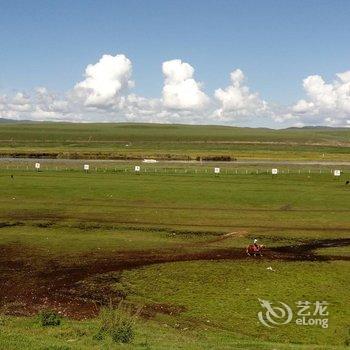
xmin=0 ymin=237 xmax=349 ymax=319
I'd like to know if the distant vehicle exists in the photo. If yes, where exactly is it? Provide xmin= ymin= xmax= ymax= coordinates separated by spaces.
xmin=142 ymin=159 xmax=158 ymax=163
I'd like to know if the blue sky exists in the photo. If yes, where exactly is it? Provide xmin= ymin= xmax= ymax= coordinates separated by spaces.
xmin=1 ymin=0 xmax=350 ymax=127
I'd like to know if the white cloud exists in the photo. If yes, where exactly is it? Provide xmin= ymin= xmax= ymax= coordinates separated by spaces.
xmin=1 ymin=53 xmax=349 ymax=128
xmin=12 ymin=92 xmax=30 ymax=106
xmin=162 ymin=59 xmax=209 ymax=110
xmin=292 ymin=99 xmax=314 ymax=113
xmin=213 ymin=69 xmax=268 ymax=121
xmin=7 ymin=92 xmax=31 ymax=112
xmin=73 ymin=54 xmax=133 ymax=108
xmin=292 ymin=71 xmax=350 ymax=126
xmin=0 ymin=93 xmax=31 ymax=118
xmin=337 ymin=71 xmax=350 ymax=84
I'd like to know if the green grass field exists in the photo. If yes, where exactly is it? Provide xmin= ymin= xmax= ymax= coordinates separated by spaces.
xmin=0 ymin=165 xmax=349 ymax=349
xmin=0 ymin=122 xmax=349 ymax=160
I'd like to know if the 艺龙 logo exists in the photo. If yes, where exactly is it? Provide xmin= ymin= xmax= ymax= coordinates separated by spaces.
xmin=257 ymin=299 xmax=329 ymax=328
xmin=257 ymin=298 xmax=293 ymax=328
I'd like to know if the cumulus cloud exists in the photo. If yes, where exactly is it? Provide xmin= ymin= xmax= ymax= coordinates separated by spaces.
xmin=0 ymin=88 xmax=78 ymax=121
xmin=162 ymin=59 xmax=209 ymax=110
xmin=1 ymin=52 xmax=349 ymax=128
xmin=73 ymin=54 xmax=133 ymax=108
xmin=0 ymin=54 xmax=137 ymax=122
xmin=213 ymin=69 xmax=268 ymax=121
xmin=0 ymin=93 xmax=31 ymax=118
xmin=7 ymin=92 xmax=32 ymax=112
xmin=292 ymin=71 xmax=350 ymax=126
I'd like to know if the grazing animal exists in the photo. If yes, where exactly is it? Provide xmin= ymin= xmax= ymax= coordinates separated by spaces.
xmin=10 ymin=174 xmax=14 ymax=179
xmin=246 ymin=244 xmax=265 ymax=256
xmin=346 ymin=180 xmax=349 ymax=185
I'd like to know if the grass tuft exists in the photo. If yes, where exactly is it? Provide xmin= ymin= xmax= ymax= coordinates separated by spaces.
xmin=39 ymin=309 xmax=61 ymax=327
xmin=94 ymin=300 xmax=141 ymax=344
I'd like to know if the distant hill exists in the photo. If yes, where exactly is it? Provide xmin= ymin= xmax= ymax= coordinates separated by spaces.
xmin=0 ymin=118 xmax=17 ymax=123
xmin=0 ymin=118 xmax=36 ymax=123
xmin=286 ymin=126 xmax=349 ymax=131
xmin=0 ymin=118 xmax=348 ymax=130
xmin=0 ymin=122 xmax=349 ymax=161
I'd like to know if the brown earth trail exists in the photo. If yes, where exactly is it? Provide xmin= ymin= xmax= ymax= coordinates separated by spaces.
xmin=0 ymin=236 xmax=349 ymax=319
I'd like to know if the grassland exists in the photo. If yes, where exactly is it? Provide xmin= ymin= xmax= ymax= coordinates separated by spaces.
xmin=0 ymin=122 xmax=349 ymax=161
xmin=0 ymin=167 xmax=349 ymax=349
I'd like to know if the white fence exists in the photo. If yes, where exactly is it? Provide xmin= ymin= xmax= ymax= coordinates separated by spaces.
xmin=1 ymin=162 xmax=349 ymax=176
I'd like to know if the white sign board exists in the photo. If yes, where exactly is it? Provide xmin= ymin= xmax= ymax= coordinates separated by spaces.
xmin=35 ymin=162 xmax=40 ymax=169
xmin=272 ymin=168 xmax=278 ymax=175
xmin=134 ymin=165 xmax=141 ymax=172
xmin=84 ymin=164 xmax=90 ymax=171
xmin=214 ymin=167 xmax=220 ymax=174
xmin=334 ymin=169 xmax=341 ymax=177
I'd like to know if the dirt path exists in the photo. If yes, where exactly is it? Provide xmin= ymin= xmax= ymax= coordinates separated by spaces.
xmin=0 ymin=237 xmax=349 ymax=319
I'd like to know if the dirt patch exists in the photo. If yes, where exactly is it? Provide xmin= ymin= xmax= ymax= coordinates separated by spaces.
xmin=280 ymin=204 xmax=292 ymax=211
xmin=0 ymin=237 xmax=349 ymax=320
xmin=271 ymin=238 xmax=350 ymax=260
xmin=0 ymin=221 xmax=24 ymax=229
xmin=141 ymin=303 xmax=187 ymax=319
